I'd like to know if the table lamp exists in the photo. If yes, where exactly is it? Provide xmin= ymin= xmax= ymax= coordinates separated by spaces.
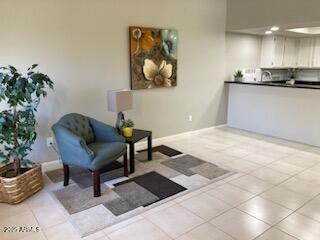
xmin=107 ymin=89 xmax=133 ymax=129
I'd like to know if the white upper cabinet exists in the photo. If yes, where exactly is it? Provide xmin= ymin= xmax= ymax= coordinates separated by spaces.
xmin=261 ymin=36 xmax=320 ymax=68
xmin=260 ymin=36 xmax=297 ymax=68
xmin=273 ymin=36 xmax=286 ymax=67
xmin=261 ymin=36 xmax=282 ymax=68
xmin=297 ymin=38 xmax=314 ymax=68
xmin=312 ymin=37 xmax=320 ymax=67
xmin=283 ymin=38 xmax=297 ymax=68
xmin=260 ymin=36 xmax=274 ymax=68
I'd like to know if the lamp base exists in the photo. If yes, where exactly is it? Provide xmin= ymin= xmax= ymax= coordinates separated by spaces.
xmin=116 ymin=112 xmax=125 ymax=130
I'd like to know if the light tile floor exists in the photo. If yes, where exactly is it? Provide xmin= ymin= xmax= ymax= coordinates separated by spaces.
xmin=1 ymin=126 xmax=320 ymax=240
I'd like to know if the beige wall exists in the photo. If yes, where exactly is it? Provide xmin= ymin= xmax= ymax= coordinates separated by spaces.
xmin=225 ymin=33 xmax=262 ymax=80
xmin=227 ymin=0 xmax=320 ymax=31
xmin=0 ymin=0 xmax=227 ymax=163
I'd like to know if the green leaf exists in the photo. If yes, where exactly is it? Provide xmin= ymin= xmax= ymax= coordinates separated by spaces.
xmin=28 ymin=64 xmax=38 ymax=71
xmin=21 ymin=159 xmax=32 ymax=167
xmin=8 ymin=65 xmax=17 ymax=72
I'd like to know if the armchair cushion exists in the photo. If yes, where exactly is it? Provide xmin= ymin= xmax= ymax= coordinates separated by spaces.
xmin=88 ymin=142 xmax=127 ymax=170
xmin=58 ymin=113 xmax=95 ymax=144
xmin=89 ymin=118 xmax=125 ymax=143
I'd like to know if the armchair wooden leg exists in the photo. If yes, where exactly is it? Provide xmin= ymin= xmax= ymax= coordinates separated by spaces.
xmin=123 ymin=153 xmax=128 ymax=177
xmin=93 ymin=170 xmax=101 ymax=197
xmin=63 ymin=164 xmax=69 ymax=187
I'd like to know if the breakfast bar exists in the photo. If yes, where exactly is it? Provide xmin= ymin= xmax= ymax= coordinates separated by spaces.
xmin=226 ymin=81 xmax=320 ymax=147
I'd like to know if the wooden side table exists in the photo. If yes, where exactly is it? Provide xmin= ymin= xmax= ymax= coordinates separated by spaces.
xmin=125 ymin=129 xmax=152 ymax=173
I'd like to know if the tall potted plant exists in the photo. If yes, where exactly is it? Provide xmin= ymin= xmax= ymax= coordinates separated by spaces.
xmin=0 ymin=65 xmax=53 ymax=204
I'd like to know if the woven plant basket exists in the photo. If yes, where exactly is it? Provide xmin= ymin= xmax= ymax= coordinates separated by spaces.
xmin=0 ymin=164 xmax=43 ymax=204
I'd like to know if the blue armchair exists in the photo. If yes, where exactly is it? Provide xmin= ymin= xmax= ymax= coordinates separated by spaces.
xmin=52 ymin=113 xmax=128 ymax=197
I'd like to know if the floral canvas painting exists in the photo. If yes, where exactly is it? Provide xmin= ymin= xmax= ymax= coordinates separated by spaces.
xmin=129 ymin=26 xmax=177 ymax=90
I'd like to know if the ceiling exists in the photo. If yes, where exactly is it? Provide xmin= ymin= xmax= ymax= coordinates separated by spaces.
xmin=229 ymin=23 xmax=320 ymax=38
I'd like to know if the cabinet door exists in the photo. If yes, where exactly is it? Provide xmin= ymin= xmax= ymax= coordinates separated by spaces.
xmin=283 ymin=38 xmax=297 ymax=68
xmin=260 ymin=36 xmax=285 ymax=68
xmin=260 ymin=36 xmax=274 ymax=68
xmin=313 ymin=37 xmax=320 ymax=67
xmin=273 ymin=36 xmax=285 ymax=67
xmin=297 ymin=38 xmax=313 ymax=68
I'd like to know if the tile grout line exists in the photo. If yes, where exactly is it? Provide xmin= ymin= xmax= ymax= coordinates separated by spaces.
xmin=28 ymin=205 xmax=50 ymax=240
xmin=174 ymin=221 xmax=237 ymax=240
xmin=105 ymin=216 xmax=174 ymax=240
xmin=185 ymin=140 xmax=320 ymax=239
xmin=237 ymin=153 xmax=320 ymax=240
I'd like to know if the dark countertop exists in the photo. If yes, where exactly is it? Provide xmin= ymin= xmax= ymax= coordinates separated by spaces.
xmin=225 ymin=80 xmax=320 ymax=90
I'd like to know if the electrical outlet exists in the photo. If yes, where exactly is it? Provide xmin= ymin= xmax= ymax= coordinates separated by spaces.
xmin=188 ymin=115 xmax=193 ymax=122
xmin=47 ymin=137 xmax=54 ymax=147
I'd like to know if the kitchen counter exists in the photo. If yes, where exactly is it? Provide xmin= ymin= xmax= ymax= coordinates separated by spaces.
xmin=225 ymin=80 xmax=320 ymax=90
xmin=226 ymin=83 xmax=320 ymax=147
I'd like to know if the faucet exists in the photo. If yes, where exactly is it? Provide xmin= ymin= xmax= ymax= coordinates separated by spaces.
xmin=262 ymin=71 xmax=272 ymax=82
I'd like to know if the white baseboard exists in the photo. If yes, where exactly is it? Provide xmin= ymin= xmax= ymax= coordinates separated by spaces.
xmin=135 ymin=124 xmax=226 ymax=147
xmin=42 ymin=124 xmax=226 ymax=167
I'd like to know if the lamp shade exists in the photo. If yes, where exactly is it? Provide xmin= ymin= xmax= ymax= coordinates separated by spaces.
xmin=107 ymin=89 xmax=133 ymax=112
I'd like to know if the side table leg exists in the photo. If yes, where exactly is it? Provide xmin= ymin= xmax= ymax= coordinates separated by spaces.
xmin=148 ymin=134 xmax=152 ymax=161
xmin=123 ymin=153 xmax=128 ymax=177
xmin=129 ymin=143 xmax=135 ymax=173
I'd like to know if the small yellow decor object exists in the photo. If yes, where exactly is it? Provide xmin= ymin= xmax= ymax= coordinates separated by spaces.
xmin=122 ymin=127 xmax=133 ymax=138
xmin=120 ymin=119 xmax=134 ymax=137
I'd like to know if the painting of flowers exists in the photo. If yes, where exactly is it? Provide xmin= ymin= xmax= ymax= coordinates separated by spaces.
xmin=129 ymin=26 xmax=177 ymax=90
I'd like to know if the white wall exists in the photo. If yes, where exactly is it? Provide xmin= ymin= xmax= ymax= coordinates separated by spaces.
xmin=225 ymin=33 xmax=262 ymax=80
xmin=0 ymin=0 xmax=227 ymax=163
xmin=227 ymin=0 xmax=320 ymax=31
